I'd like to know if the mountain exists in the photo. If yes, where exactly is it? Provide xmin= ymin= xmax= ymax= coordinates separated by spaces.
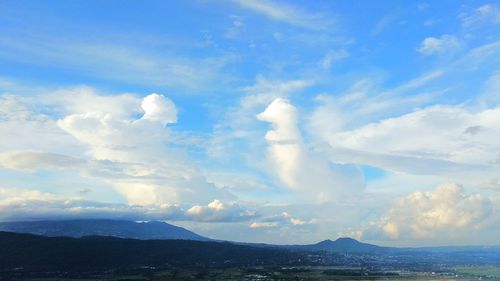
xmin=301 ymin=238 xmax=500 ymax=254
xmin=0 ymin=231 xmax=304 ymax=272
xmin=0 ymin=219 xmax=208 ymax=241
xmin=296 ymin=237 xmax=389 ymax=253
xmin=234 ymin=237 xmax=390 ymax=253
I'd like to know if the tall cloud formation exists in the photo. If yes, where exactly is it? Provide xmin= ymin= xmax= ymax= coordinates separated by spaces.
xmin=257 ymin=98 xmax=302 ymax=189
xmin=257 ymin=98 xmax=363 ymax=202
xmin=58 ymin=93 xmax=177 ymax=163
xmin=55 ymin=92 xmax=234 ymax=206
xmin=0 ymin=90 xmax=233 ymax=208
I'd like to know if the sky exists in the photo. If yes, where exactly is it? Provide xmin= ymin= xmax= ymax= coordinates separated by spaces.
xmin=0 ymin=0 xmax=499 ymax=246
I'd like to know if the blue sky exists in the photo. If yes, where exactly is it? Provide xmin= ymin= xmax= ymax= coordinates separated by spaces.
xmin=1 ymin=0 xmax=500 ymax=246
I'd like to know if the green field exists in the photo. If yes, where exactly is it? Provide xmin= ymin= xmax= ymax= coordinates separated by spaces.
xmin=455 ymin=266 xmax=500 ymax=278
xmin=12 ymin=266 xmax=498 ymax=281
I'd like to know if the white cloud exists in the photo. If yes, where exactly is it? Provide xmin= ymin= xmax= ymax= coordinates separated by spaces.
xmin=257 ymin=98 xmax=302 ymax=189
xmin=417 ymin=3 xmax=430 ymax=11
xmin=225 ymin=15 xmax=246 ymax=38
xmin=320 ymin=49 xmax=349 ymax=69
xmin=461 ymin=4 xmax=500 ymax=28
xmin=250 ymin=221 xmax=278 ymax=228
xmin=204 ymin=170 xmax=271 ymax=191
xmin=232 ymin=0 xmax=332 ymax=30
xmin=453 ymin=41 xmax=500 ymax=71
xmin=372 ymin=13 xmax=400 ymax=35
xmin=249 ymin=211 xmax=314 ymax=229
xmin=0 ymin=188 xmax=254 ymax=223
xmin=306 ymin=74 xmax=500 ymax=197
xmin=380 ymin=183 xmax=494 ymax=239
xmin=0 ymin=94 xmax=83 ymax=155
xmin=0 ymin=89 xmax=234 ymax=208
xmin=257 ymin=98 xmax=364 ymax=202
xmin=307 ymin=71 xmax=444 ymax=141
xmin=417 ymin=35 xmax=460 ymax=55
xmin=0 ymin=188 xmax=59 ymax=207
xmin=327 ymin=105 xmax=500 ymax=167
xmin=186 ymin=200 xmax=257 ymax=222
xmin=45 ymin=86 xmax=140 ymax=117
xmin=207 ymin=77 xmax=311 ymax=160
xmin=0 ymin=35 xmax=235 ymax=91
xmin=480 ymin=71 xmax=500 ymax=106
xmin=56 ymin=94 xmax=176 ymax=163
xmin=0 ymin=151 xmax=85 ymax=171
xmin=141 ymin=93 xmax=177 ymax=125
xmin=336 ymin=229 xmax=364 ymax=240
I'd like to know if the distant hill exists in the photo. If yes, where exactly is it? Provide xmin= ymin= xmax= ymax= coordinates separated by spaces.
xmin=301 ymin=237 xmax=389 ymax=252
xmin=0 ymin=231 xmax=304 ymax=272
xmin=0 ymin=219 xmax=208 ymax=241
xmin=278 ymin=238 xmax=390 ymax=253
xmin=235 ymin=237 xmax=390 ymax=253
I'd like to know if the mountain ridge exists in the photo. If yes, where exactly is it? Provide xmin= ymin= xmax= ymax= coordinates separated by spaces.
xmin=0 ymin=219 xmax=209 ymax=241
xmin=1 ymin=219 xmax=499 ymax=252
xmin=0 ymin=231 xmax=303 ymax=272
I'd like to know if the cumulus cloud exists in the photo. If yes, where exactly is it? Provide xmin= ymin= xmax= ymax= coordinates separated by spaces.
xmin=336 ymin=230 xmax=364 ymax=240
xmin=257 ymin=98 xmax=302 ymax=188
xmin=187 ymin=200 xmax=257 ymax=222
xmin=141 ymin=93 xmax=177 ymax=125
xmin=208 ymin=76 xmax=311 ymax=162
xmin=52 ymin=92 xmax=236 ymax=205
xmin=379 ymin=183 xmax=493 ymax=239
xmin=257 ymin=98 xmax=363 ymax=202
xmin=0 ymin=89 xmax=234 ymax=208
xmin=417 ymin=35 xmax=460 ymax=55
xmin=57 ymin=93 xmax=177 ymax=162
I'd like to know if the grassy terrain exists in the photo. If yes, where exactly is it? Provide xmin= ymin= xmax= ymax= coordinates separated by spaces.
xmin=455 ymin=265 xmax=500 ymax=278
xmin=6 ymin=266 xmax=493 ymax=281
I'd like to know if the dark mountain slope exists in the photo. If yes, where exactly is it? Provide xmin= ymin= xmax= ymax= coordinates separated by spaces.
xmin=0 ymin=231 xmax=304 ymax=272
xmin=0 ymin=219 xmax=208 ymax=240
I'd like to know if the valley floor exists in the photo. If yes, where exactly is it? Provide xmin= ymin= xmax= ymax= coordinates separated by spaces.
xmin=3 ymin=265 xmax=500 ymax=281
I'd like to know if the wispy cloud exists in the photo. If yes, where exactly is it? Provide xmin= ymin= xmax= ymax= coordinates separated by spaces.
xmin=372 ymin=12 xmax=401 ymax=35
xmin=0 ymin=34 xmax=236 ymax=91
xmin=232 ymin=0 xmax=333 ymax=30
xmin=460 ymin=3 xmax=500 ymax=28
